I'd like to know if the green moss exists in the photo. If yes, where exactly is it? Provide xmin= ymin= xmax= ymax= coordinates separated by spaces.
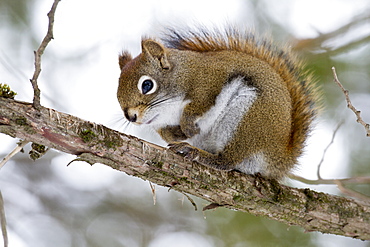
xmin=79 ymin=129 xmax=97 ymax=143
xmin=78 ymin=123 xmax=123 ymax=150
xmin=13 ymin=116 xmax=36 ymax=135
xmin=199 ymin=184 xmax=209 ymax=190
xmin=151 ymin=160 xmax=164 ymax=169
xmin=31 ymin=143 xmax=46 ymax=153
xmin=264 ymin=178 xmax=285 ymax=203
xmin=102 ymin=133 xmax=123 ymax=150
xmin=15 ymin=117 xmax=27 ymax=126
xmin=303 ymin=188 xmax=331 ymax=204
xmin=233 ymin=194 xmax=244 ymax=202
xmin=179 ymin=177 xmax=189 ymax=182
xmin=29 ymin=143 xmax=47 ymax=161
xmin=0 ymin=84 xmax=17 ymax=99
xmin=158 ymin=170 xmax=170 ymax=176
xmin=104 ymin=140 xmax=115 ymax=148
xmin=302 ymin=188 xmax=361 ymax=221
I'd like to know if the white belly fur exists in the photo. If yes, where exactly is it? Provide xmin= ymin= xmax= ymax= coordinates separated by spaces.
xmin=188 ymin=77 xmax=257 ymax=155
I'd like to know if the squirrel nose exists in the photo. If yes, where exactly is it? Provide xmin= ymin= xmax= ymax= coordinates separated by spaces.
xmin=124 ymin=108 xmax=137 ymax=122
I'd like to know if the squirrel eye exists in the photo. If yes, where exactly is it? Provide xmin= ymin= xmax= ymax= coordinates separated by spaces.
xmin=137 ymin=75 xmax=157 ymax=95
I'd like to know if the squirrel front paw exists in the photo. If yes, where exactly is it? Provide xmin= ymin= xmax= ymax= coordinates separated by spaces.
xmin=158 ymin=126 xmax=188 ymax=143
xmin=168 ymin=142 xmax=200 ymax=161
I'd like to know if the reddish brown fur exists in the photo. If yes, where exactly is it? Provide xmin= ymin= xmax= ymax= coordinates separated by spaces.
xmin=117 ymin=28 xmax=319 ymax=179
xmin=162 ymin=29 xmax=318 ymax=167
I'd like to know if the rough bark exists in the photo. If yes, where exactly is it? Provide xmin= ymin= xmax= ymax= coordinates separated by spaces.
xmin=0 ymin=97 xmax=369 ymax=240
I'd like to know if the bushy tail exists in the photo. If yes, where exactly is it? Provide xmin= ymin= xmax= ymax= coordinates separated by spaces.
xmin=162 ymin=27 xmax=319 ymax=162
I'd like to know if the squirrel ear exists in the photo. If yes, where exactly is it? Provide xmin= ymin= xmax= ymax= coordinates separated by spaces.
xmin=119 ymin=51 xmax=132 ymax=70
xmin=142 ymin=39 xmax=170 ymax=69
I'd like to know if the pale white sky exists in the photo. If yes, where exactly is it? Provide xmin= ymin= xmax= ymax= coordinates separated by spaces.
xmin=1 ymin=1 xmax=369 ymax=246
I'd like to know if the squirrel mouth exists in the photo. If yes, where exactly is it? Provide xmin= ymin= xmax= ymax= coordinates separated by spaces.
xmin=144 ymin=114 xmax=159 ymax=125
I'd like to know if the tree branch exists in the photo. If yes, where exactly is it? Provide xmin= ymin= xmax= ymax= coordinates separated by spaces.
xmin=317 ymin=122 xmax=342 ymax=180
xmin=29 ymin=0 xmax=60 ymax=110
xmin=293 ymin=12 xmax=370 ymax=55
xmin=0 ymin=97 xmax=369 ymax=240
xmin=289 ymin=173 xmax=370 ymax=186
xmin=332 ymin=67 xmax=370 ymax=137
xmin=0 ymin=191 xmax=7 ymax=247
xmin=0 ymin=140 xmax=28 ymax=169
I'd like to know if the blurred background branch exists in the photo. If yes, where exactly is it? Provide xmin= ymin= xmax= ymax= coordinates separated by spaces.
xmin=0 ymin=191 xmax=8 ymax=247
xmin=332 ymin=67 xmax=370 ymax=136
xmin=293 ymin=11 xmax=370 ymax=55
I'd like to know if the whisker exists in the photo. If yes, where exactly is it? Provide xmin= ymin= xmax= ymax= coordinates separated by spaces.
xmin=108 ymin=112 xmax=132 ymax=132
xmin=122 ymin=120 xmax=131 ymax=132
xmin=149 ymin=95 xmax=177 ymax=109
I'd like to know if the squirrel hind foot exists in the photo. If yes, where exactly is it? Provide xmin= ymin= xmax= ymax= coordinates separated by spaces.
xmin=169 ymin=142 xmax=234 ymax=172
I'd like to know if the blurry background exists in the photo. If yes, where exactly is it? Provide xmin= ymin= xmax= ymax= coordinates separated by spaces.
xmin=1 ymin=0 xmax=370 ymax=246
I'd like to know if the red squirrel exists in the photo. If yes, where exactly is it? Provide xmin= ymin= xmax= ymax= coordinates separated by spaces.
xmin=117 ymin=28 xmax=318 ymax=179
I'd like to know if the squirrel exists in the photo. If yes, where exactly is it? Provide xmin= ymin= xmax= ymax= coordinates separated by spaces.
xmin=117 ymin=27 xmax=318 ymax=180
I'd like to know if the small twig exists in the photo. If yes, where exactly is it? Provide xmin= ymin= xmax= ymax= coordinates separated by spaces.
xmin=289 ymin=173 xmax=370 ymax=185
xmin=317 ymin=122 xmax=343 ymax=180
xmin=149 ymin=181 xmax=156 ymax=205
xmin=203 ymin=202 xmax=223 ymax=211
xmin=335 ymin=180 xmax=370 ymax=204
xmin=332 ymin=67 xmax=370 ymax=137
xmin=29 ymin=0 xmax=60 ymax=110
xmin=0 ymin=140 xmax=28 ymax=169
xmin=0 ymin=191 xmax=7 ymax=247
xmin=289 ymin=173 xmax=370 ymax=201
xmin=181 ymin=192 xmax=198 ymax=211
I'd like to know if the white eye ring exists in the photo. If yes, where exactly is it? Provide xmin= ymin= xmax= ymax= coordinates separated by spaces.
xmin=137 ymin=75 xmax=157 ymax=95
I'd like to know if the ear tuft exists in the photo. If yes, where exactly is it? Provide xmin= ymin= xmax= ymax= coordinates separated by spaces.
xmin=142 ymin=39 xmax=170 ymax=69
xmin=119 ymin=51 xmax=133 ymax=70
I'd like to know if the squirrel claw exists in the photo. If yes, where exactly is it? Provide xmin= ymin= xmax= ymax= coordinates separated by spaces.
xmin=168 ymin=142 xmax=200 ymax=161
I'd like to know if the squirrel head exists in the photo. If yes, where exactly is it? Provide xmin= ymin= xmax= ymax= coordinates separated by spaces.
xmin=117 ymin=39 xmax=186 ymax=127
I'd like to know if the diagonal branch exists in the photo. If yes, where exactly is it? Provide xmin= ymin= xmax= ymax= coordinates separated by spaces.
xmin=0 ymin=140 xmax=28 ymax=169
xmin=332 ymin=67 xmax=370 ymax=137
xmin=0 ymin=97 xmax=369 ymax=240
xmin=294 ymin=12 xmax=370 ymax=54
